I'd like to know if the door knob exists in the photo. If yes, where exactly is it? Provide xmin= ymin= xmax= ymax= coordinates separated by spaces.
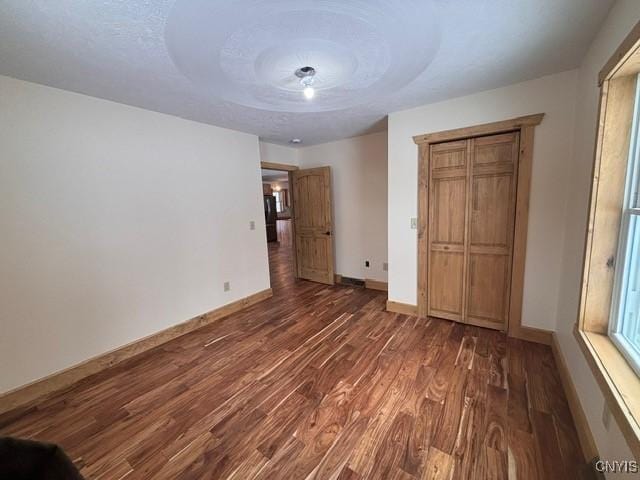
xmin=325 ymin=231 xmax=331 ymax=235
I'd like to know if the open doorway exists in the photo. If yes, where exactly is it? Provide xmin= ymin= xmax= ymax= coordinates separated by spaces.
xmin=261 ymin=163 xmax=297 ymax=291
xmin=260 ymin=161 xmax=335 ymax=291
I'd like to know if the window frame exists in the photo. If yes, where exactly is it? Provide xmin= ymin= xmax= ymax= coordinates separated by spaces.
xmin=609 ymin=76 xmax=640 ymax=378
xmin=576 ymin=20 xmax=640 ymax=461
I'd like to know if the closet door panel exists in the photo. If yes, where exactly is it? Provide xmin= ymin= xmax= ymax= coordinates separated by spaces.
xmin=428 ymin=140 xmax=469 ymax=321
xmin=473 ymin=133 xmax=517 ymax=167
xmin=431 ymin=177 xmax=466 ymax=245
xmin=467 ymin=253 xmax=510 ymax=328
xmin=465 ymin=132 xmax=519 ymax=330
xmin=470 ymin=173 xmax=513 ymax=248
xmin=432 ymin=143 xmax=467 ymax=170
xmin=429 ymin=250 xmax=465 ymax=320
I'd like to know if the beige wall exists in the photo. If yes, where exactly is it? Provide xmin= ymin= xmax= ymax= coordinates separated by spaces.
xmin=297 ymin=131 xmax=388 ymax=282
xmin=259 ymin=141 xmax=299 ymax=167
xmin=0 ymin=75 xmax=270 ymax=394
xmin=259 ymin=133 xmax=388 ymax=283
xmin=555 ymin=0 xmax=640 ymax=468
xmin=388 ymin=70 xmax=578 ymax=331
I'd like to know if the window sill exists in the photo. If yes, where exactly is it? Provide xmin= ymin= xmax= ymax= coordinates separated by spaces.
xmin=574 ymin=326 xmax=640 ymax=459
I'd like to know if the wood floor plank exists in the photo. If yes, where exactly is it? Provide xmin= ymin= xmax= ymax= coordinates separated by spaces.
xmin=422 ymin=446 xmax=454 ymax=480
xmin=532 ymin=409 xmax=566 ymax=480
xmin=432 ymin=364 xmax=468 ymax=455
xmin=508 ymin=427 xmax=542 ymax=480
xmin=402 ymin=392 xmax=439 ymax=476
xmin=306 ymin=415 xmax=369 ymax=480
xmin=347 ymin=373 xmax=414 ymax=477
xmin=368 ymin=411 xmax=414 ymax=480
xmin=0 ymin=235 xmax=591 ymax=479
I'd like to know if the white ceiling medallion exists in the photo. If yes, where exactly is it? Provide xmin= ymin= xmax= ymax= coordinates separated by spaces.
xmin=164 ymin=0 xmax=441 ymax=113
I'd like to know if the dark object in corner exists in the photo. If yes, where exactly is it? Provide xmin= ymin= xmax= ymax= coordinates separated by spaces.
xmin=0 ymin=437 xmax=84 ymax=480
xmin=338 ymin=276 xmax=365 ymax=287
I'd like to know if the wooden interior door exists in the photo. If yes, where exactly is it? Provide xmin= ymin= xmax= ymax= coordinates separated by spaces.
xmin=427 ymin=132 xmax=519 ymax=331
xmin=465 ymin=132 xmax=519 ymax=330
xmin=292 ymin=167 xmax=335 ymax=285
xmin=427 ymin=140 xmax=469 ymax=322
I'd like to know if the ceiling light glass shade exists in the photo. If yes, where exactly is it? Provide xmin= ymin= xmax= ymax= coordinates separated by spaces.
xmin=303 ymin=86 xmax=315 ymax=99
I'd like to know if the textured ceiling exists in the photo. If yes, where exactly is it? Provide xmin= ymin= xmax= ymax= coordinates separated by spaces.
xmin=0 ymin=0 xmax=613 ymax=146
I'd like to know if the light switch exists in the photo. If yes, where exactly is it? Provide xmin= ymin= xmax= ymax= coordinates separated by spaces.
xmin=249 ymin=220 xmax=255 ymax=230
xmin=410 ymin=217 xmax=417 ymax=229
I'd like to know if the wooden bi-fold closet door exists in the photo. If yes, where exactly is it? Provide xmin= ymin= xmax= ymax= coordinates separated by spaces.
xmin=427 ymin=132 xmax=520 ymax=330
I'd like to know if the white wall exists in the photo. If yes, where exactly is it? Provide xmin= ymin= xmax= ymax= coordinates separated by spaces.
xmin=555 ymin=0 xmax=640 ymax=469
xmin=0 ymin=75 xmax=270 ymax=394
xmin=259 ymin=141 xmax=299 ymax=167
xmin=388 ymin=70 xmax=578 ymax=331
xmin=298 ymin=131 xmax=388 ymax=282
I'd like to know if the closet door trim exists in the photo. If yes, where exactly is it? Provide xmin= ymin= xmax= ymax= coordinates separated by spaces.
xmin=416 ymin=114 xmax=544 ymax=338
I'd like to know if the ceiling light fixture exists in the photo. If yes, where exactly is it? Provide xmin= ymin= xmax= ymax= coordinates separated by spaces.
xmin=295 ymin=66 xmax=316 ymax=100
xmin=303 ymin=86 xmax=315 ymax=100
xmin=290 ymin=138 xmax=302 ymax=144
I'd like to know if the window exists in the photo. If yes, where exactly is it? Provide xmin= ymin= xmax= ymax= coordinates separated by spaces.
xmin=611 ymin=76 xmax=640 ymax=376
xmin=273 ymin=191 xmax=283 ymax=213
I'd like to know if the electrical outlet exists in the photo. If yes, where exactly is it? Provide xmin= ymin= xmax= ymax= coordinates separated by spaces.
xmin=383 ymin=262 xmax=388 ymax=272
xmin=224 ymin=281 xmax=230 ymax=292
xmin=410 ymin=217 xmax=417 ymax=229
xmin=365 ymin=260 xmax=370 ymax=268
xmin=249 ymin=220 xmax=255 ymax=231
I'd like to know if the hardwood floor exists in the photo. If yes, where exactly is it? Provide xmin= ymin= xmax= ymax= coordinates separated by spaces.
xmin=276 ymin=218 xmax=292 ymax=247
xmin=0 ymin=241 xmax=592 ymax=479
